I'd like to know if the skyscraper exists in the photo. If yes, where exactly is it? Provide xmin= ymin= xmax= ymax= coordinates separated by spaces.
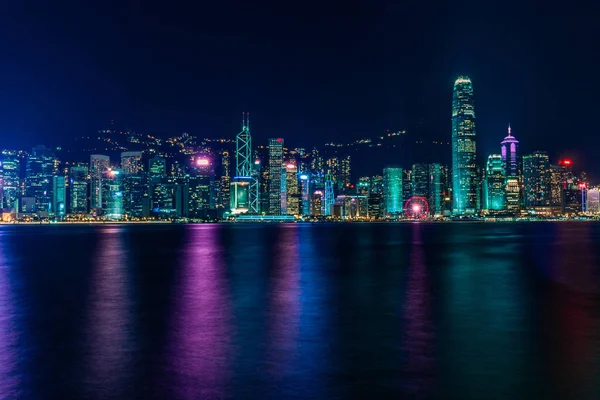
xmin=69 ymin=164 xmax=88 ymax=214
xmin=428 ymin=163 xmax=444 ymax=216
xmin=501 ymin=125 xmax=519 ymax=177
xmin=218 ymin=151 xmax=231 ymax=212
xmin=1 ymin=151 xmax=20 ymax=210
xmin=26 ymin=145 xmax=57 ymax=213
xmin=188 ymin=156 xmax=215 ymax=217
xmin=120 ymin=151 xmax=143 ymax=175
xmin=451 ymin=76 xmax=477 ymax=214
xmin=411 ymin=163 xmax=429 ymax=197
xmin=90 ymin=154 xmax=110 ymax=211
xmin=231 ymin=112 xmax=259 ymax=214
xmin=483 ymin=154 xmax=506 ymax=211
xmin=285 ymin=163 xmax=299 ymax=215
xmin=105 ymin=169 xmax=123 ymax=220
xmin=52 ymin=175 xmax=66 ymax=217
xmin=383 ymin=167 xmax=403 ymax=216
xmin=268 ymin=138 xmax=284 ymax=215
xmin=523 ymin=151 xmax=550 ymax=207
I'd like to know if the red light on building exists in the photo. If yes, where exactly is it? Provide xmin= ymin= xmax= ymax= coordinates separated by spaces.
xmin=559 ymin=159 xmax=572 ymax=166
xmin=579 ymin=183 xmax=587 ymax=189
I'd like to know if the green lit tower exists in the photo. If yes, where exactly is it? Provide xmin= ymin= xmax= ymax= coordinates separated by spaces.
xmin=231 ymin=112 xmax=259 ymax=214
xmin=451 ymin=76 xmax=477 ymax=214
xmin=483 ymin=154 xmax=506 ymax=211
xmin=383 ymin=167 xmax=403 ymax=216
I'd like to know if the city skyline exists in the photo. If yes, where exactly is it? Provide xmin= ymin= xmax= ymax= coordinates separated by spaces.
xmin=0 ymin=3 xmax=598 ymax=177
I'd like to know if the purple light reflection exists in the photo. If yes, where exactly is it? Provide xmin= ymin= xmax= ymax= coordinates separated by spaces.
xmin=267 ymin=225 xmax=300 ymax=379
xmin=83 ymin=227 xmax=134 ymax=397
xmin=168 ymin=225 xmax=232 ymax=399
xmin=0 ymin=232 xmax=20 ymax=397
xmin=402 ymin=224 xmax=434 ymax=397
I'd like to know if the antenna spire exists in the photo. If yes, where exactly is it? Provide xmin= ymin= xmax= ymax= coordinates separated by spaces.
xmin=507 ymin=123 xmax=512 ymax=137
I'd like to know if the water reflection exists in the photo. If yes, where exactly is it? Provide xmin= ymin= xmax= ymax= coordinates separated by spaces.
xmin=402 ymin=224 xmax=434 ymax=397
xmin=0 ymin=231 xmax=20 ymax=397
xmin=442 ymin=226 xmax=532 ymax=398
xmin=267 ymin=225 xmax=300 ymax=381
xmin=169 ymin=225 xmax=231 ymax=399
xmin=84 ymin=227 xmax=135 ymax=398
xmin=544 ymin=223 xmax=600 ymax=398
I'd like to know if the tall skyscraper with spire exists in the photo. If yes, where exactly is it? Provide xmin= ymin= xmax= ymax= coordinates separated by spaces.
xmin=451 ymin=76 xmax=477 ymax=214
xmin=230 ymin=112 xmax=259 ymax=214
xmin=501 ymin=124 xmax=519 ymax=177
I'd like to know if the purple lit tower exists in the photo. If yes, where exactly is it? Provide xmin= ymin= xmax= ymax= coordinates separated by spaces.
xmin=500 ymin=124 xmax=519 ymax=177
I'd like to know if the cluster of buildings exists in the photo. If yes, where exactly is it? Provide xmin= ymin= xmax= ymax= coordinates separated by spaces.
xmin=0 ymin=77 xmax=597 ymax=222
xmin=451 ymin=76 xmax=595 ymax=218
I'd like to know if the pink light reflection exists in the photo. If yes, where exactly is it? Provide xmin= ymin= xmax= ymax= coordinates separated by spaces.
xmin=402 ymin=224 xmax=434 ymax=396
xmin=84 ymin=227 xmax=134 ymax=397
xmin=168 ymin=225 xmax=231 ymax=398
xmin=0 ymin=232 xmax=20 ymax=397
xmin=267 ymin=225 xmax=300 ymax=379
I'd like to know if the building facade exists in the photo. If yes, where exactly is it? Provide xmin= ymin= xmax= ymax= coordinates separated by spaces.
xmin=383 ymin=167 xmax=403 ymax=216
xmin=451 ymin=76 xmax=477 ymax=214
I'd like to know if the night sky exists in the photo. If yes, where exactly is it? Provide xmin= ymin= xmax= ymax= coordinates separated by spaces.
xmin=0 ymin=2 xmax=599 ymax=177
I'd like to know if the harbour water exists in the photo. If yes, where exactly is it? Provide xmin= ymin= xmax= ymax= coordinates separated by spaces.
xmin=1 ymin=222 xmax=600 ymax=399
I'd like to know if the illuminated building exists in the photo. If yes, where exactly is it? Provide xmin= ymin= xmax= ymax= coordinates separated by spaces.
xmin=548 ymin=164 xmax=564 ymax=207
xmin=188 ymin=156 xmax=215 ymax=217
xmin=299 ymin=173 xmax=310 ymax=215
xmin=357 ymin=177 xmax=370 ymax=196
xmin=26 ymin=145 xmax=57 ymax=213
xmin=370 ymin=175 xmax=383 ymax=195
xmin=105 ymin=169 xmax=123 ymax=220
xmin=268 ymin=138 xmax=284 ymax=215
xmin=383 ymin=167 xmax=403 ymax=215
xmin=428 ymin=163 xmax=444 ymax=216
xmin=411 ymin=163 xmax=429 ymax=198
xmin=523 ymin=151 xmax=550 ymax=207
xmin=326 ymin=157 xmax=340 ymax=191
xmin=368 ymin=193 xmax=382 ymax=219
xmin=52 ymin=176 xmax=66 ymax=217
xmin=334 ymin=195 xmax=368 ymax=219
xmin=324 ymin=173 xmax=335 ymax=216
xmin=340 ymin=156 xmax=351 ymax=193
xmin=451 ymin=76 xmax=477 ymax=214
xmin=122 ymin=174 xmax=145 ymax=218
xmin=586 ymin=187 xmax=599 ymax=214
xmin=69 ymin=164 xmax=88 ymax=214
xmin=505 ymin=177 xmax=520 ymax=213
xmin=230 ymin=181 xmax=249 ymax=213
xmin=285 ymin=163 xmax=300 ymax=215
xmin=231 ymin=113 xmax=259 ymax=214
xmin=218 ymin=151 xmax=231 ymax=211
xmin=1 ymin=151 xmax=20 ymax=210
xmin=120 ymin=151 xmax=143 ymax=175
xmin=402 ymin=169 xmax=412 ymax=205
xmin=483 ymin=154 xmax=505 ymax=211
xmin=90 ymin=154 xmax=110 ymax=211
xmin=311 ymin=190 xmax=323 ymax=216
xmin=148 ymin=157 xmax=167 ymax=178
xmin=501 ymin=125 xmax=519 ymax=177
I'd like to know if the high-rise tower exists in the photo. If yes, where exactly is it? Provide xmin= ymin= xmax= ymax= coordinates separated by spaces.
xmin=268 ymin=138 xmax=284 ymax=215
xmin=231 ymin=112 xmax=259 ymax=214
xmin=501 ymin=124 xmax=519 ymax=177
xmin=451 ymin=76 xmax=477 ymax=214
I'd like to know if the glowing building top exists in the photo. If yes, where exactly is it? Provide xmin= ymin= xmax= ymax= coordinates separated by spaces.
xmin=500 ymin=124 xmax=519 ymax=177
